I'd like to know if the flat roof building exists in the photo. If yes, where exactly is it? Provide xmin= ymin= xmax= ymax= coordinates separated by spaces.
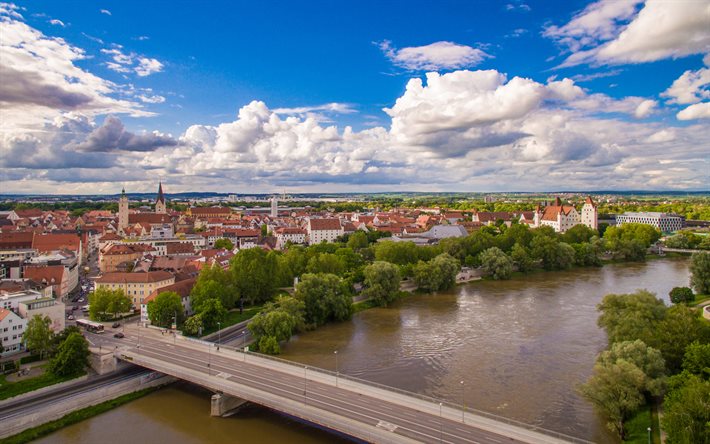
xmin=615 ymin=212 xmax=683 ymax=233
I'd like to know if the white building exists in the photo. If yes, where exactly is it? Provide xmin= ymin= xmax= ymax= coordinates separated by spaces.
xmin=532 ymin=196 xmax=597 ymax=233
xmin=1 ymin=289 xmax=53 ymax=312
xmin=0 ymin=308 xmax=27 ymax=356
xmin=581 ymin=196 xmax=598 ymax=230
xmin=18 ymin=297 xmax=65 ymax=333
xmin=275 ymin=227 xmax=307 ymax=249
xmin=306 ymin=218 xmax=343 ymax=245
xmin=270 ymin=196 xmax=278 ymax=218
xmin=615 ymin=212 xmax=683 ymax=233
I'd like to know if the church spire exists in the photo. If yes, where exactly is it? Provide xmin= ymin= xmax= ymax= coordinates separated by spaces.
xmin=156 ymin=181 xmax=165 ymax=204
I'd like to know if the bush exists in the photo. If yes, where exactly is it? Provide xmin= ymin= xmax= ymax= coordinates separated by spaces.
xmin=669 ymin=287 xmax=695 ymax=304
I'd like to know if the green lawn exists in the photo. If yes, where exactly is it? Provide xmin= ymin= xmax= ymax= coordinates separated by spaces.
xmin=692 ymin=294 xmax=710 ymax=306
xmin=199 ymin=306 xmax=262 ymax=336
xmin=623 ymin=404 xmax=661 ymax=444
xmin=0 ymin=370 xmax=83 ymax=401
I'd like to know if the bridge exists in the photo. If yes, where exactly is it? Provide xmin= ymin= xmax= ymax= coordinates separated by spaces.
xmin=115 ymin=326 xmax=590 ymax=444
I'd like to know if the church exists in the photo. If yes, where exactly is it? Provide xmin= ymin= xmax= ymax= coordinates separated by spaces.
xmin=117 ymin=183 xmax=169 ymax=235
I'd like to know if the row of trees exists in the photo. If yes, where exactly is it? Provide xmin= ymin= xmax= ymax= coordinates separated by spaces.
xmin=24 ymin=315 xmax=90 ymax=377
xmin=89 ymin=288 xmax=132 ymax=321
xmin=580 ymin=289 xmax=710 ymax=441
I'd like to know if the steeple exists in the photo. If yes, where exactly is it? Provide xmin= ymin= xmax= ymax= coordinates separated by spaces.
xmin=156 ymin=181 xmax=165 ymax=204
xmin=155 ymin=181 xmax=167 ymax=214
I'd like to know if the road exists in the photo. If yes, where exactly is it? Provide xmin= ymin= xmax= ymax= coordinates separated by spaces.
xmin=0 ymin=365 xmax=149 ymax=422
xmin=120 ymin=330 xmax=580 ymax=444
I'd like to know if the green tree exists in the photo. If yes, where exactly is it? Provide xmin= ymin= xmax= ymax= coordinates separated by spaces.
xmin=89 ymin=287 xmax=131 ymax=321
xmin=579 ymin=359 xmax=647 ymax=439
xmin=510 ymin=243 xmax=535 ymax=272
xmin=664 ymin=234 xmax=689 ymax=249
xmin=24 ymin=315 xmax=53 ymax=359
xmin=669 ymin=286 xmax=695 ymax=304
xmin=199 ymin=297 xmax=227 ymax=330
xmin=48 ymin=332 xmax=89 ymax=377
xmin=213 ymin=238 xmax=234 ymax=250
xmin=653 ymin=304 xmax=710 ymax=373
xmin=147 ymin=291 xmax=184 ymax=328
xmin=346 ymin=231 xmax=369 ymax=250
xmin=306 ymin=253 xmax=345 ymax=275
xmin=561 ymin=224 xmax=598 ymax=244
xmin=596 ymin=340 xmax=666 ymax=396
xmin=190 ymin=264 xmax=235 ymax=310
xmin=662 ymin=374 xmax=710 ymax=444
xmin=597 ymin=290 xmax=666 ymax=345
xmin=231 ymin=248 xmax=278 ymax=305
xmin=182 ymin=314 xmax=204 ymax=336
xmin=362 ymin=261 xmax=401 ymax=307
xmin=374 ymin=241 xmax=421 ymax=265
xmin=479 ymin=247 xmax=513 ymax=280
xmin=295 ymin=273 xmax=352 ymax=327
xmin=413 ymin=253 xmax=460 ymax=292
xmin=690 ymin=251 xmax=710 ymax=295
xmin=682 ymin=341 xmax=710 ymax=379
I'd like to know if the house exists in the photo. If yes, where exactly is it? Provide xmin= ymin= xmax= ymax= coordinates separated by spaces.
xmin=140 ymin=277 xmax=197 ymax=325
xmin=306 ymin=218 xmax=343 ymax=245
xmin=274 ymin=227 xmax=307 ymax=249
xmin=23 ymin=265 xmax=71 ymax=300
xmin=0 ymin=308 xmax=27 ymax=356
xmin=18 ymin=297 xmax=65 ymax=333
xmin=533 ymin=198 xmax=581 ymax=233
xmin=95 ymin=271 xmax=175 ymax=308
xmin=99 ymin=243 xmax=153 ymax=272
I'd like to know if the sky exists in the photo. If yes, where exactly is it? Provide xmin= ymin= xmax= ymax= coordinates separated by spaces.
xmin=0 ymin=0 xmax=708 ymax=195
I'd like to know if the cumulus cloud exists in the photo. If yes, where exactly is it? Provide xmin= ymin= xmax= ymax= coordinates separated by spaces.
xmin=548 ymin=0 xmax=710 ymax=67
xmin=0 ymin=8 xmax=151 ymax=131
xmin=49 ymin=18 xmax=64 ymax=27
xmin=73 ymin=115 xmax=178 ymax=152
xmin=100 ymin=9 xmax=111 ymax=16
xmin=677 ymin=102 xmax=710 ymax=120
xmin=378 ymin=40 xmax=490 ymax=71
xmin=662 ymin=68 xmax=710 ymax=104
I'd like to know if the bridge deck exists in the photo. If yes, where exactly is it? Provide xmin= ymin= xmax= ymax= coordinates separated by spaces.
xmin=116 ymin=328 xmax=588 ymax=444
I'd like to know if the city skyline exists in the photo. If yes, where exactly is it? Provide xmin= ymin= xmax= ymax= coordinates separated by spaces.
xmin=1 ymin=0 xmax=709 ymax=194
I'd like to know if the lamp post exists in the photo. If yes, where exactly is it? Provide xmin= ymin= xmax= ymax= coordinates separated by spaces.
xmin=647 ymin=427 xmax=651 ymax=444
xmin=217 ymin=322 xmax=221 ymax=350
xmin=241 ymin=330 xmax=246 ymax=361
xmin=460 ymin=380 xmax=465 ymax=423
xmin=334 ymin=350 xmax=339 ymax=387
xmin=304 ymin=366 xmax=308 ymax=405
xmin=207 ymin=344 xmax=211 ymax=376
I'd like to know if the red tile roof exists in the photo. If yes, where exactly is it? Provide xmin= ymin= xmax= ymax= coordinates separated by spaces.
xmin=95 ymin=271 xmax=174 ymax=283
xmin=309 ymin=218 xmax=342 ymax=231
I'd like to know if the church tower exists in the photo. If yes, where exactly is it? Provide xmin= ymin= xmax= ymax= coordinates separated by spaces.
xmin=118 ymin=187 xmax=129 ymax=232
xmin=270 ymin=195 xmax=278 ymax=218
xmin=155 ymin=182 xmax=167 ymax=214
xmin=581 ymin=196 xmax=598 ymax=230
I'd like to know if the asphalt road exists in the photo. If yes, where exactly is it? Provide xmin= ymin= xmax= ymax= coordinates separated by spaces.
xmin=127 ymin=335 xmax=533 ymax=444
xmin=0 ymin=365 xmax=149 ymax=422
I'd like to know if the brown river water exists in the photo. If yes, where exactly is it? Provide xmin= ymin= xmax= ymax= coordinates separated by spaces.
xmin=36 ymin=258 xmax=690 ymax=444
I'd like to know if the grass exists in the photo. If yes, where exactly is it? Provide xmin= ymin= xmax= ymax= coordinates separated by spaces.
xmin=623 ymin=403 xmax=661 ymax=444
xmin=200 ymin=306 xmax=262 ymax=336
xmin=0 ymin=370 xmax=83 ymax=401
xmin=692 ymin=294 xmax=710 ymax=306
xmin=2 ymin=387 xmax=158 ymax=444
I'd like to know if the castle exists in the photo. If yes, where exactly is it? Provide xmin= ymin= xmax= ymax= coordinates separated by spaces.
xmin=531 ymin=196 xmax=597 ymax=233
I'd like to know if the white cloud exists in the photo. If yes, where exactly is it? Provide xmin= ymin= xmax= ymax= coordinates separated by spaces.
xmin=646 ymin=129 xmax=675 ymax=143
xmin=549 ymin=0 xmax=710 ymax=67
xmin=570 ymin=69 xmax=622 ymax=82
xmin=49 ymin=19 xmax=64 ymax=27
xmin=273 ymin=103 xmax=356 ymax=116
xmin=677 ymin=102 xmax=710 ymax=120
xmin=101 ymin=48 xmax=164 ymax=77
xmin=661 ymin=68 xmax=710 ymax=104
xmin=100 ymin=9 xmax=111 ymax=16
xmin=379 ymin=40 xmax=490 ymax=71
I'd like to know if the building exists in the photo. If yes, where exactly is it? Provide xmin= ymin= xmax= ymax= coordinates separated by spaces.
xmin=95 ymin=271 xmax=175 ymax=307
xmin=155 ymin=182 xmax=167 ymax=214
xmin=18 ymin=297 xmax=65 ymax=333
xmin=118 ymin=187 xmax=129 ymax=232
xmin=0 ymin=289 xmax=49 ymax=312
xmin=0 ymin=308 xmax=26 ymax=356
xmin=23 ymin=264 xmax=73 ymax=300
xmin=270 ymin=196 xmax=278 ymax=218
xmin=615 ymin=212 xmax=683 ymax=233
xmin=187 ymin=207 xmax=232 ymax=219
xmin=581 ymin=196 xmax=598 ymax=230
xmin=140 ymin=277 xmax=196 ymax=325
xmin=306 ymin=218 xmax=343 ymax=245
xmin=99 ymin=243 xmax=153 ymax=272
xmin=275 ymin=227 xmax=307 ymax=249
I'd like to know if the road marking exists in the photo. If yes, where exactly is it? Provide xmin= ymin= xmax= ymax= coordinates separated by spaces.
xmin=376 ymin=420 xmax=398 ymax=432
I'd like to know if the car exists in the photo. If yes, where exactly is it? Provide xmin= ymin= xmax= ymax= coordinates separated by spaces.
xmin=112 ymin=322 xmax=121 ymax=328
xmin=113 ymin=332 xmax=124 ymax=339
xmin=78 ymin=298 xmax=84 ymax=303
xmin=67 ymin=315 xmax=74 ymax=320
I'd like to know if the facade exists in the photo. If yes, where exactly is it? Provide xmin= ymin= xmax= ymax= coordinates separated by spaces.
xmin=95 ymin=271 xmax=175 ymax=307
xmin=23 ymin=265 xmax=72 ymax=300
xmin=18 ymin=297 xmax=65 ymax=333
xmin=529 ymin=196 xmax=597 ymax=233
xmin=306 ymin=218 xmax=343 ymax=245
xmin=275 ymin=227 xmax=307 ymax=249
xmin=270 ymin=196 xmax=278 ymax=218
xmin=118 ymin=188 xmax=129 ymax=232
xmin=615 ymin=212 xmax=683 ymax=233
xmin=581 ymin=196 xmax=598 ymax=230
xmin=140 ymin=277 xmax=196 ymax=325
xmin=0 ymin=308 xmax=26 ymax=356
xmin=0 ymin=289 xmax=48 ymax=311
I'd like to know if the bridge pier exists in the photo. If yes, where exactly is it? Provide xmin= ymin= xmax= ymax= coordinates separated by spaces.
xmin=89 ymin=347 xmax=117 ymax=375
xmin=210 ymin=392 xmax=247 ymax=417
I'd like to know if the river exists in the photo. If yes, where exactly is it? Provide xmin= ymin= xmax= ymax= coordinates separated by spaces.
xmin=36 ymin=258 xmax=690 ymax=444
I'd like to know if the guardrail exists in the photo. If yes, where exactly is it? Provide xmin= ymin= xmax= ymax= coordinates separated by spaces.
xmin=201 ymin=341 xmax=592 ymax=444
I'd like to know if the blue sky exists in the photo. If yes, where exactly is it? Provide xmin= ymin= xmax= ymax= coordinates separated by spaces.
xmin=0 ymin=1 xmax=708 ymax=193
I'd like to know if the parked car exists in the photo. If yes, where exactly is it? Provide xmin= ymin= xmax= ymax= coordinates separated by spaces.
xmin=67 ymin=315 xmax=74 ymax=320
xmin=113 ymin=332 xmax=124 ymax=339
xmin=112 ymin=322 xmax=121 ymax=328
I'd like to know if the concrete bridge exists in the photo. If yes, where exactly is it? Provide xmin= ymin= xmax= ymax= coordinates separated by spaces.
xmin=115 ymin=327 xmax=590 ymax=444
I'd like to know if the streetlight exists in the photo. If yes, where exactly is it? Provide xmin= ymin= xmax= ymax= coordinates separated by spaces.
xmin=241 ymin=330 xmax=246 ymax=361
xmin=334 ymin=350 xmax=339 ymax=387
xmin=647 ymin=427 xmax=651 ymax=444
xmin=439 ymin=402 xmax=443 ymax=443
xmin=217 ymin=322 xmax=221 ymax=351
xmin=460 ymin=380 xmax=465 ymax=423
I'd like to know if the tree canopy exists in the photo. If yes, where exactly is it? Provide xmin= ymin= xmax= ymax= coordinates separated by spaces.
xmin=147 ymin=291 xmax=184 ymax=328
xmin=362 ymin=261 xmax=401 ymax=307
xmin=89 ymin=287 xmax=131 ymax=321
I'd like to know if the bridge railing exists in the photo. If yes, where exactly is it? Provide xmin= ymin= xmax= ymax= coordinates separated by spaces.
xmin=208 ymin=342 xmax=592 ymax=444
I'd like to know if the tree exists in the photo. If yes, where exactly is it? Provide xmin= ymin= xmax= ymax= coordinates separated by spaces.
xmin=596 ymin=290 xmax=666 ymax=346
xmin=190 ymin=264 xmax=235 ymax=310
xmin=51 ymin=326 xmax=81 ymax=353
xmin=213 ymin=238 xmax=234 ymax=250
xmin=362 ymin=261 xmax=401 ymax=307
xmin=413 ymin=253 xmax=460 ymax=292
xmin=182 ymin=314 xmax=204 ymax=336
xmin=669 ymin=286 xmax=695 ymax=304
xmin=653 ymin=304 xmax=710 ymax=373
xmin=147 ymin=291 xmax=184 ymax=328
xmin=231 ymin=248 xmax=278 ymax=305
xmin=295 ymin=273 xmax=352 ymax=327
xmin=662 ymin=374 xmax=710 ymax=444
xmin=579 ymin=359 xmax=647 ymax=439
xmin=306 ymin=253 xmax=345 ymax=275
xmin=479 ymin=247 xmax=513 ymax=280
xmin=48 ymin=332 xmax=89 ymax=377
xmin=89 ymin=287 xmax=131 ymax=321
xmin=510 ymin=243 xmax=535 ymax=272
xmin=682 ymin=341 xmax=710 ymax=379
xmin=346 ymin=231 xmax=369 ymax=250
xmin=664 ymin=234 xmax=689 ymax=249
xmin=374 ymin=241 xmax=421 ymax=265
xmin=24 ymin=314 xmax=53 ymax=359
xmin=690 ymin=251 xmax=710 ymax=295
xmin=199 ymin=297 xmax=227 ymax=330
xmin=597 ymin=340 xmax=666 ymax=396
xmin=561 ymin=224 xmax=597 ymax=244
